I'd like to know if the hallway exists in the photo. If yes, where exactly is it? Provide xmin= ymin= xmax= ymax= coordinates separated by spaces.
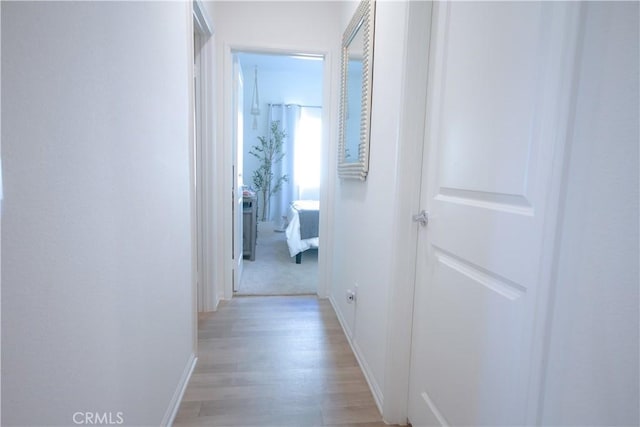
xmin=174 ymin=296 xmax=390 ymax=426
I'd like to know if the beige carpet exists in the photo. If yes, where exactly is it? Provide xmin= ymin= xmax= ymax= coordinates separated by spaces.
xmin=237 ymin=221 xmax=318 ymax=295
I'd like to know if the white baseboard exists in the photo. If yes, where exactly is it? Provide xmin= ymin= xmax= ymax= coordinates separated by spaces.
xmin=162 ymin=353 xmax=197 ymax=426
xmin=352 ymin=339 xmax=384 ymax=413
xmin=328 ymin=295 xmax=353 ymax=338
xmin=328 ymin=296 xmax=384 ymax=415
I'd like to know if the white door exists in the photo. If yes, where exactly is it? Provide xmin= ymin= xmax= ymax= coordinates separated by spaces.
xmin=232 ymin=57 xmax=244 ymax=292
xmin=408 ymin=2 xmax=579 ymax=426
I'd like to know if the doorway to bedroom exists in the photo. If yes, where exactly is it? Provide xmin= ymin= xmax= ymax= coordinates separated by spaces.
xmin=233 ymin=51 xmax=323 ymax=296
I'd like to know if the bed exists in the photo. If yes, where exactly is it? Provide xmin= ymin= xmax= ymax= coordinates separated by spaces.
xmin=285 ymin=200 xmax=319 ymax=264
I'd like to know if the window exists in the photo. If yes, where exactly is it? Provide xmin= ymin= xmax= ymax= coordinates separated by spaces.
xmin=294 ymin=107 xmax=322 ymax=196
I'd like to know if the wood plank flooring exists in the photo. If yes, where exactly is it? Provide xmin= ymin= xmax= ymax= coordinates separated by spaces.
xmin=174 ymin=296 xmax=392 ymax=426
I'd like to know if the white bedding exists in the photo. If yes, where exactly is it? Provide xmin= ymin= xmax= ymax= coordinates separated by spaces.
xmin=285 ymin=200 xmax=319 ymax=258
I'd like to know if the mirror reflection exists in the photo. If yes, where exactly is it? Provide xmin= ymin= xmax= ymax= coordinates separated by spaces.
xmin=344 ymin=21 xmax=364 ymax=163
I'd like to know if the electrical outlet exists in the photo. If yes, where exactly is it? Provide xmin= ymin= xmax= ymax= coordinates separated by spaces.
xmin=346 ymin=289 xmax=356 ymax=304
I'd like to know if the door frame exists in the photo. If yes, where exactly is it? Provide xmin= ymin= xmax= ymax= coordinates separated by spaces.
xmin=220 ymin=44 xmax=334 ymax=300
xmin=382 ymin=2 xmax=584 ymax=424
xmin=192 ymin=0 xmax=217 ymax=312
xmin=231 ymin=56 xmax=244 ymax=293
xmin=381 ymin=1 xmax=433 ymax=424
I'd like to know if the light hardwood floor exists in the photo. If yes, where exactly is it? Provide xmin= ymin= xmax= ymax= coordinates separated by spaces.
xmin=174 ymin=296 xmax=393 ymax=426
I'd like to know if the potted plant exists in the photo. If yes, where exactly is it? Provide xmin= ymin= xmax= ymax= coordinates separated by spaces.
xmin=250 ymin=121 xmax=288 ymax=221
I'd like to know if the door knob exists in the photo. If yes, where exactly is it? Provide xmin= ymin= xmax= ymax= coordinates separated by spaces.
xmin=413 ymin=210 xmax=429 ymax=227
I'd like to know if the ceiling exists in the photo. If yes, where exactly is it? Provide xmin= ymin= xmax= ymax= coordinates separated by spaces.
xmin=236 ymin=51 xmax=324 ymax=76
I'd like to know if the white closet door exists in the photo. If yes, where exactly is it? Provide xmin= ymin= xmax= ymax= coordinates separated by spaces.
xmin=408 ymin=2 xmax=580 ymax=425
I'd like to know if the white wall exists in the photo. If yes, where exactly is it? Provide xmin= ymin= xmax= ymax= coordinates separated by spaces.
xmin=541 ymin=2 xmax=639 ymax=425
xmin=1 ymin=2 xmax=195 ymax=425
xmin=330 ymin=0 xmax=410 ymax=410
xmin=211 ymin=0 xmax=343 ymax=300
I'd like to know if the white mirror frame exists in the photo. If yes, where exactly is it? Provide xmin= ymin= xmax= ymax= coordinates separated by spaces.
xmin=338 ymin=0 xmax=376 ymax=180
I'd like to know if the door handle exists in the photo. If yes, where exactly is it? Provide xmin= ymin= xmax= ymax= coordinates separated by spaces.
xmin=413 ymin=210 xmax=429 ymax=227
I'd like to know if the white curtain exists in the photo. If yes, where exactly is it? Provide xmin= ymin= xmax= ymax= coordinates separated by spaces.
xmin=268 ymin=104 xmax=300 ymax=225
xmin=268 ymin=104 xmax=322 ymax=226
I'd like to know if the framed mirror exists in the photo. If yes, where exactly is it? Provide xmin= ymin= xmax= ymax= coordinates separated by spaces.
xmin=338 ymin=0 xmax=375 ymax=180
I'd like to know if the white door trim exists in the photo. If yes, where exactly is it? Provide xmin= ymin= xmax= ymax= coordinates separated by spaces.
xmin=193 ymin=0 xmax=212 ymax=36
xmin=524 ymin=4 xmax=584 ymax=423
xmin=220 ymin=44 xmax=335 ymax=300
xmin=186 ymin=0 xmax=197 ymax=359
xmin=381 ymin=1 xmax=433 ymax=424
xmin=192 ymin=0 xmax=217 ymax=312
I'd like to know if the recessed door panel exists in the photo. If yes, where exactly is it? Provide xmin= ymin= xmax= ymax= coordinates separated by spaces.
xmin=437 ymin=2 xmax=543 ymax=199
xmin=419 ymin=249 xmax=525 ymax=425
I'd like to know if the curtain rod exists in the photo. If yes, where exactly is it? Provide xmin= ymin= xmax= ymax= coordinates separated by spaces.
xmin=268 ymin=103 xmax=322 ymax=109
